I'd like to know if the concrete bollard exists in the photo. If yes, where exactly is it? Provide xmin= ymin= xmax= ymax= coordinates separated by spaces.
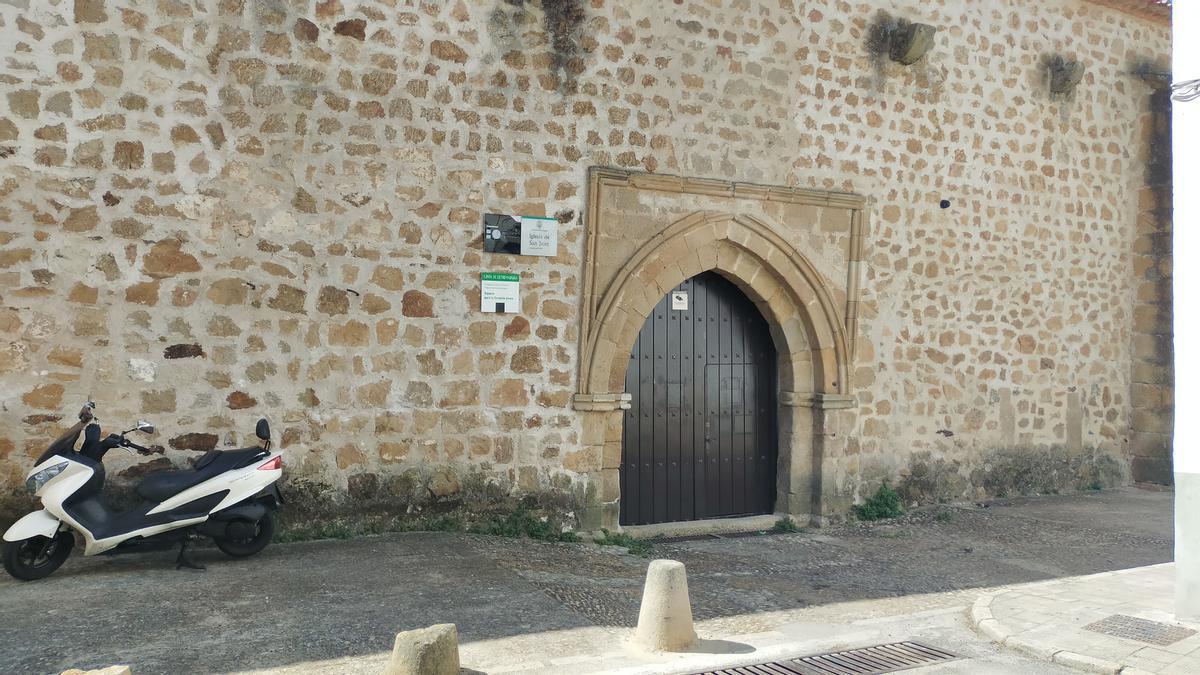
xmin=634 ymin=559 xmax=698 ymax=652
xmin=62 ymin=668 xmax=132 ymax=675
xmin=386 ymin=623 xmax=460 ymax=675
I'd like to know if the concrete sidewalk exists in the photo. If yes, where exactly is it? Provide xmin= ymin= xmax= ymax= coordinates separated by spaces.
xmin=257 ymin=589 xmax=1076 ymax=675
xmin=971 ymin=564 xmax=1200 ymax=674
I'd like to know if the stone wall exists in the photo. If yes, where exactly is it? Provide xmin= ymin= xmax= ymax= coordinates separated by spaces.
xmin=0 ymin=0 xmax=1171 ymax=527
xmin=1128 ymin=83 xmax=1173 ymax=485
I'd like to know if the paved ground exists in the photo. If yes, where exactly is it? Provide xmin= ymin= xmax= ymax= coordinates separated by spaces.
xmin=972 ymin=563 xmax=1200 ymax=674
xmin=0 ymin=486 xmax=1172 ymax=674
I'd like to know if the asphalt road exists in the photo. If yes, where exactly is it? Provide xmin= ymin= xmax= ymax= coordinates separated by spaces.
xmin=0 ymin=486 xmax=1172 ymax=674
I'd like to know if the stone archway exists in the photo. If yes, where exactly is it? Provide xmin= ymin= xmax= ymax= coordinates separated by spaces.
xmin=572 ymin=169 xmax=866 ymax=530
xmin=580 ymin=211 xmax=849 ymax=396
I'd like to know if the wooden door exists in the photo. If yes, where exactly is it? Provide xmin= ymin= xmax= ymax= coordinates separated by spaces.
xmin=620 ymin=272 xmax=778 ymax=526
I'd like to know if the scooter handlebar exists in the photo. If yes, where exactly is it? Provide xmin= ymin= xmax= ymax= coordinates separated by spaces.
xmin=122 ymin=439 xmax=161 ymax=455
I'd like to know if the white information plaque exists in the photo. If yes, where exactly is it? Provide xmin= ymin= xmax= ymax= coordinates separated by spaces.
xmin=518 ymin=216 xmax=558 ymax=257
xmin=481 ymin=272 xmax=520 ymax=313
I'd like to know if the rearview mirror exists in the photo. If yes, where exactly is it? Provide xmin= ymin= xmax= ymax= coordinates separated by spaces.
xmin=136 ymin=420 xmax=155 ymax=434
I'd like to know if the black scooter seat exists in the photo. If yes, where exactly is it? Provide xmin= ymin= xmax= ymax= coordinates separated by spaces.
xmin=135 ymin=447 xmax=267 ymax=503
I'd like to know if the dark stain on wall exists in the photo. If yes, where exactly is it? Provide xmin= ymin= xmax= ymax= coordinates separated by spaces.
xmin=1128 ymin=70 xmax=1174 ymax=485
xmin=894 ymin=446 xmax=1125 ymax=507
xmin=489 ymin=0 xmax=587 ymax=93
xmin=542 ymin=0 xmax=587 ymax=86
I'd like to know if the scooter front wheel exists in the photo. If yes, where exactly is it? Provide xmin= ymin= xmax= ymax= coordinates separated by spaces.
xmin=214 ymin=512 xmax=275 ymax=558
xmin=3 ymin=531 xmax=73 ymax=581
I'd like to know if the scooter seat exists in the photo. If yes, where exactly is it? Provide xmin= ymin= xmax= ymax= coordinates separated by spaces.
xmin=135 ymin=447 xmax=267 ymax=503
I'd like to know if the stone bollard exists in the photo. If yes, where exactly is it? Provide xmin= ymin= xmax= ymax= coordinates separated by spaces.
xmin=386 ymin=623 xmax=460 ymax=675
xmin=62 ymin=668 xmax=132 ymax=675
xmin=634 ymin=559 xmax=697 ymax=651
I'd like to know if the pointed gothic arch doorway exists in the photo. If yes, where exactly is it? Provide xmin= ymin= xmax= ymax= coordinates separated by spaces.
xmin=620 ymin=272 xmax=779 ymax=526
xmin=573 ymin=169 xmax=867 ymax=531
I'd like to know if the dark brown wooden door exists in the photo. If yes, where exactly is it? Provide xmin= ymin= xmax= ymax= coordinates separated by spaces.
xmin=620 ymin=272 xmax=778 ymax=526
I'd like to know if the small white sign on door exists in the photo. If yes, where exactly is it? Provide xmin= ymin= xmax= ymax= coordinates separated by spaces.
xmin=671 ymin=291 xmax=688 ymax=311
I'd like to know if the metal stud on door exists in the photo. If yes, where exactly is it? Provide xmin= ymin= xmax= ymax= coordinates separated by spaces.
xmin=621 ymin=272 xmax=778 ymax=526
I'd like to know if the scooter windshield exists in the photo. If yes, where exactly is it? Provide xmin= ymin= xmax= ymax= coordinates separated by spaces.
xmin=36 ymin=428 xmax=81 ymax=465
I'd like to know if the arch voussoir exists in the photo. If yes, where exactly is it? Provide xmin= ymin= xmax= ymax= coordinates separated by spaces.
xmin=583 ymin=212 xmax=850 ymax=399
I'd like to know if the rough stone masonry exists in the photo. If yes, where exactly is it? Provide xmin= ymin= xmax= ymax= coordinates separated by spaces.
xmin=0 ymin=0 xmax=1172 ymax=529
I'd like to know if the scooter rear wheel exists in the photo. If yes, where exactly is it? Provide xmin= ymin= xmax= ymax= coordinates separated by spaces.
xmin=2 ymin=531 xmax=73 ymax=581
xmin=214 ymin=512 xmax=275 ymax=558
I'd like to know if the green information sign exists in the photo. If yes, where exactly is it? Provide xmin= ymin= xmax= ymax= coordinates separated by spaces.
xmin=481 ymin=272 xmax=520 ymax=313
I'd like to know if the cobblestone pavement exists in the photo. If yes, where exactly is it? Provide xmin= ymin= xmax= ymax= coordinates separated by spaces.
xmin=472 ymin=486 xmax=1172 ymax=638
xmin=972 ymin=564 xmax=1200 ymax=674
xmin=0 ymin=487 xmax=1171 ymax=674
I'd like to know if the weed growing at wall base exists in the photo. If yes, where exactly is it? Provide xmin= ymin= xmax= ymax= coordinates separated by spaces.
xmin=596 ymin=529 xmax=653 ymax=557
xmin=772 ymin=516 xmax=801 ymax=533
xmin=469 ymin=507 xmax=559 ymax=539
xmin=275 ymin=522 xmax=356 ymax=543
xmin=853 ymin=482 xmax=905 ymax=521
xmin=275 ymin=506 xmax=582 ymax=544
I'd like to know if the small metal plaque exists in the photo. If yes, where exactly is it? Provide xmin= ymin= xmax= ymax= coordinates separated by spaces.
xmin=1084 ymin=614 xmax=1197 ymax=646
xmin=483 ymin=213 xmax=521 ymax=254
xmin=671 ymin=291 xmax=688 ymax=310
xmin=483 ymin=213 xmax=556 ymax=257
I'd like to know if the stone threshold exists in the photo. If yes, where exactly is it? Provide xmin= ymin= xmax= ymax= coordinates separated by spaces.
xmin=617 ymin=513 xmax=785 ymax=539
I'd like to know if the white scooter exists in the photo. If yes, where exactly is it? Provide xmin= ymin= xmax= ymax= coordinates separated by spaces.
xmin=2 ymin=403 xmax=284 ymax=580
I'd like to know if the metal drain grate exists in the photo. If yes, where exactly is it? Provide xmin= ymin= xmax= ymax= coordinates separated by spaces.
xmin=1084 ymin=614 xmax=1198 ymax=646
xmin=695 ymin=641 xmax=959 ymax=675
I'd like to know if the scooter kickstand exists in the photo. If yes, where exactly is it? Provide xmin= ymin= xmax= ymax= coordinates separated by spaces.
xmin=175 ymin=539 xmax=205 ymax=571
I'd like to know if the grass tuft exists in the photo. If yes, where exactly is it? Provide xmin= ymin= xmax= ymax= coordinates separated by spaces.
xmin=278 ymin=506 xmax=581 ymax=544
xmin=469 ymin=507 xmax=562 ymax=540
xmin=853 ymin=481 xmax=905 ymax=521
xmin=595 ymin=528 xmax=653 ymax=557
xmin=771 ymin=516 xmax=802 ymax=533
xmin=275 ymin=522 xmax=355 ymax=543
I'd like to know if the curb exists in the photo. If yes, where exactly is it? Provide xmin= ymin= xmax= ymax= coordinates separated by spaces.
xmin=967 ymin=590 xmax=1126 ymax=675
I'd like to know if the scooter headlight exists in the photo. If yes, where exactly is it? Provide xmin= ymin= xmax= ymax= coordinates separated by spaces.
xmin=26 ymin=461 xmax=68 ymax=494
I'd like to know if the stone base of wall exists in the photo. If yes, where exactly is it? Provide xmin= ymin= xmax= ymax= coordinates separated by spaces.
xmin=0 ymin=445 xmax=1134 ymax=535
xmin=276 ymin=465 xmax=589 ymax=533
xmin=0 ymin=463 xmax=591 ymax=537
xmin=890 ymin=446 xmax=1127 ymax=507
xmin=1131 ymin=453 xmax=1174 ymax=486
xmin=0 ymin=489 xmax=35 ymax=531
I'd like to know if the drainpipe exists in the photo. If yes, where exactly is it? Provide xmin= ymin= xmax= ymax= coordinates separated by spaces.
xmin=1173 ymin=0 xmax=1200 ymax=622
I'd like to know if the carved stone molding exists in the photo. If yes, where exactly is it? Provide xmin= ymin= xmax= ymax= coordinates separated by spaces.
xmin=577 ymin=167 xmax=868 ymax=398
xmin=575 ymin=167 xmax=869 ymax=527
